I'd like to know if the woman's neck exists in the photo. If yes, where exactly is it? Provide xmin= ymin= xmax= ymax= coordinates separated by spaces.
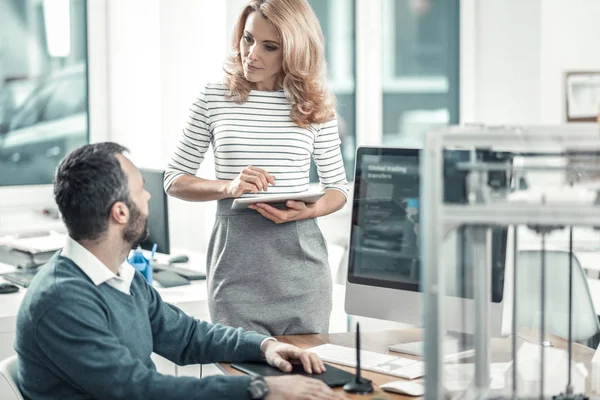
xmin=252 ymin=80 xmax=280 ymax=92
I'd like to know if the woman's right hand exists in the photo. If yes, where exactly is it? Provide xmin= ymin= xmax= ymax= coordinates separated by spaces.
xmin=224 ymin=166 xmax=276 ymax=198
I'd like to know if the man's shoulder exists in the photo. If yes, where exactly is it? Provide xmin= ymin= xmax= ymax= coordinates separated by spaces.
xmin=20 ymin=257 xmax=101 ymax=319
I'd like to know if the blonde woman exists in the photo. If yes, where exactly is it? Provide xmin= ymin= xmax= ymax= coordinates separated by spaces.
xmin=164 ymin=0 xmax=348 ymax=336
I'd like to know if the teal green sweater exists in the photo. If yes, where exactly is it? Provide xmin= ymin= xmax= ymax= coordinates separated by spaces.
xmin=15 ymin=255 xmax=268 ymax=399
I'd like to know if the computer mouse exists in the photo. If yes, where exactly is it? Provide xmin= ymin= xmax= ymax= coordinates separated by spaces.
xmin=379 ymin=381 xmax=424 ymax=396
xmin=0 ymin=283 xmax=20 ymax=294
xmin=168 ymin=254 xmax=189 ymax=264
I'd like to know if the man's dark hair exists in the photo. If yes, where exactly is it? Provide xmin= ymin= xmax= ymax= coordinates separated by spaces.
xmin=54 ymin=142 xmax=133 ymax=241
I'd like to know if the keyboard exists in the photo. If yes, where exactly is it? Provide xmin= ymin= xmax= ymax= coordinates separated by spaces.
xmin=2 ymin=268 xmax=39 ymax=288
xmin=153 ymin=263 xmax=206 ymax=280
xmin=308 ymin=344 xmax=425 ymax=380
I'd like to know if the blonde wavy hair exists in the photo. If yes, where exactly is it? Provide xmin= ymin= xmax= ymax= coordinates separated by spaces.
xmin=224 ymin=0 xmax=336 ymax=128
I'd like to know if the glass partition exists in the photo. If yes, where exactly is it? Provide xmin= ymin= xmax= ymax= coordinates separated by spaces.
xmin=382 ymin=0 xmax=459 ymax=146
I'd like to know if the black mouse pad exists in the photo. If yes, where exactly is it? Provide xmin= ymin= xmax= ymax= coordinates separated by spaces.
xmin=231 ymin=361 xmax=355 ymax=387
xmin=152 ymin=270 xmax=190 ymax=288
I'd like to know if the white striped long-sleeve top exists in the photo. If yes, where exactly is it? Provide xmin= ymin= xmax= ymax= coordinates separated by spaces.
xmin=164 ymin=82 xmax=348 ymax=198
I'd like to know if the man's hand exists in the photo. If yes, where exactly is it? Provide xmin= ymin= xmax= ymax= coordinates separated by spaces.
xmin=264 ymin=375 xmax=346 ymax=400
xmin=249 ymin=200 xmax=316 ymax=224
xmin=261 ymin=341 xmax=325 ymax=374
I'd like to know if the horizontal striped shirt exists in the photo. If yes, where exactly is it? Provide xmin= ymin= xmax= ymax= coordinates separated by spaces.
xmin=164 ymin=82 xmax=348 ymax=198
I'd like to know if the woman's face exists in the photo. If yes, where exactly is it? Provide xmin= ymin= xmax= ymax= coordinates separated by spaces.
xmin=240 ymin=11 xmax=283 ymax=91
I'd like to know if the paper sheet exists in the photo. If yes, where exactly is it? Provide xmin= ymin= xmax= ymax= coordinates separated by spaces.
xmin=0 ymin=232 xmax=65 ymax=253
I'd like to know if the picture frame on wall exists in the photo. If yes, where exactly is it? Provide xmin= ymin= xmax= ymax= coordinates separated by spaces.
xmin=565 ymin=71 xmax=600 ymax=122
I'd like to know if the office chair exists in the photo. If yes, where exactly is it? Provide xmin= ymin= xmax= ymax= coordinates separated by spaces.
xmin=516 ymin=249 xmax=600 ymax=347
xmin=0 ymin=356 xmax=23 ymax=400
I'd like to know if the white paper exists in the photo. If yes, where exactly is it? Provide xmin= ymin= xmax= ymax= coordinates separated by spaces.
xmin=0 ymin=232 xmax=65 ymax=253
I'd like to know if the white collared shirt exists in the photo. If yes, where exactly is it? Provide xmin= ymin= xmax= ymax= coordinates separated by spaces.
xmin=61 ymin=236 xmax=136 ymax=295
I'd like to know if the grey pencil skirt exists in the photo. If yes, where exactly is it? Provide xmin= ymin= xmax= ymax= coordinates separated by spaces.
xmin=205 ymin=198 xmax=332 ymax=336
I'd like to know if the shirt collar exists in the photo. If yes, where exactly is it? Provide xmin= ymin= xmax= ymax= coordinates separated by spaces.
xmin=61 ymin=236 xmax=135 ymax=293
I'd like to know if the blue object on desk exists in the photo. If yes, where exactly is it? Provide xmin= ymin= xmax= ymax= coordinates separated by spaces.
xmin=128 ymin=246 xmax=153 ymax=284
xmin=407 ymin=198 xmax=419 ymax=208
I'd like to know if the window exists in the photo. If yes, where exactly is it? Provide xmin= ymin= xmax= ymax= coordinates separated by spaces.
xmin=381 ymin=0 xmax=459 ymax=145
xmin=308 ymin=0 xmax=458 ymax=180
xmin=0 ymin=0 xmax=89 ymax=186
xmin=42 ymin=74 xmax=87 ymax=122
xmin=308 ymin=0 xmax=356 ymax=182
xmin=8 ymin=83 xmax=55 ymax=131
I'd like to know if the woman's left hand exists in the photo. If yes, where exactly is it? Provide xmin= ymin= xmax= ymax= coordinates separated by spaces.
xmin=249 ymin=200 xmax=315 ymax=224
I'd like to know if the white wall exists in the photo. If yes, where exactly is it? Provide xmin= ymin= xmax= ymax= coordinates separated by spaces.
xmin=461 ymin=0 xmax=542 ymax=125
xmin=103 ymin=0 xmax=235 ymax=252
xmin=462 ymin=0 xmax=600 ymax=125
xmin=105 ymin=0 xmax=162 ymax=167
xmin=105 ymin=0 xmax=236 ymax=166
xmin=157 ymin=0 xmax=228 ymax=251
xmin=539 ymin=0 xmax=600 ymax=124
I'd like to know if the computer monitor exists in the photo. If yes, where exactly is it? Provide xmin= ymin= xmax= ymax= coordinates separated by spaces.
xmin=345 ymin=146 xmax=514 ymax=355
xmin=139 ymin=168 xmax=170 ymax=255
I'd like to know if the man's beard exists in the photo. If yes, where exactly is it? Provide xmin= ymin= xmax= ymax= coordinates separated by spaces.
xmin=123 ymin=201 xmax=149 ymax=247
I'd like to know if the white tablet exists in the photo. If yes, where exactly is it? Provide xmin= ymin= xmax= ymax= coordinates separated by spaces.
xmin=231 ymin=191 xmax=325 ymax=210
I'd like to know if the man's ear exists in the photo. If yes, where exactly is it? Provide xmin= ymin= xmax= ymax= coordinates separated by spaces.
xmin=110 ymin=201 xmax=130 ymax=225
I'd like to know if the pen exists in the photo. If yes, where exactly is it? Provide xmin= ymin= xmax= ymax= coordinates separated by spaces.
xmin=151 ymin=243 xmax=157 ymax=260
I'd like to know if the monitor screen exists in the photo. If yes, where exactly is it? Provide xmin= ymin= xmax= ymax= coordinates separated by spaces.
xmin=139 ymin=169 xmax=170 ymax=255
xmin=347 ymin=147 xmax=508 ymax=303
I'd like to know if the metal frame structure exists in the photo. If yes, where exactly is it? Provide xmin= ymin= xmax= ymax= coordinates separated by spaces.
xmin=421 ymin=123 xmax=600 ymax=399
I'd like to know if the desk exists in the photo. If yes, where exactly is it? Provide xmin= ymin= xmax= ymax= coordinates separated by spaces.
xmin=218 ymin=329 xmax=597 ymax=399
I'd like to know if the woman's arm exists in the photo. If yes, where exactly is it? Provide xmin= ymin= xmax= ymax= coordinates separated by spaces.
xmin=311 ymin=116 xmax=349 ymax=198
xmin=166 ymin=175 xmax=229 ymax=202
xmin=163 ymin=88 xmax=213 ymax=195
xmin=167 ymin=166 xmax=275 ymax=202
xmin=164 ymin=85 xmax=275 ymax=202
xmin=310 ymin=188 xmax=347 ymax=217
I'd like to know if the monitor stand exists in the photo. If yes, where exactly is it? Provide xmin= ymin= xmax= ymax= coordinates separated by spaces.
xmin=388 ymin=332 xmax=475 ymax=361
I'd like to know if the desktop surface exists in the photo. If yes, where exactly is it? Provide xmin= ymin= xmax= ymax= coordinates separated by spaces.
xmin=218 ymin=329 xmax=596 ymax=399
xmin=1 ymin=268 xmax=39 ymax=287
xmin=231 ymin=361 xmax=355 ymax=387
xmin=220 ymin=330 xmax=421 ymax=399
